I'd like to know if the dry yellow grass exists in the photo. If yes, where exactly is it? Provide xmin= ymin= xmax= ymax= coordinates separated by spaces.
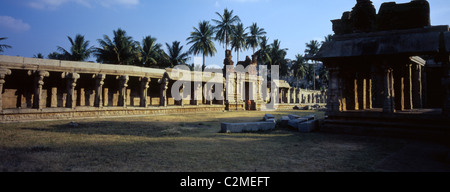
xmin=0 ymin=110 xmax=407 ymax=172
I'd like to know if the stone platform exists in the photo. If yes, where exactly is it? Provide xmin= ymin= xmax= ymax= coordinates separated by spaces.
xmin=321 ymin=109 xmax=450 ymax=142
xmin=1 ymin=105 xmax=225 ymax=123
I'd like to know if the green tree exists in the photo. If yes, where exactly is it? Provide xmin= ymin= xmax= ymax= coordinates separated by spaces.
xmin=0 ymin=37 xmax=12 ymax=53
xmin=186 ymin=21 xmax=217 ymax=71
xmin=269 ymin=39 xmax=288 ymax=76
xmin=138 ymin=35 xmax=163 ymax=67
xmin=256 ymin=36 xmax=271 ymax=69
xmin=165 ymin=41 xmax=190 ymax=68
xmin=246 ymin=23 xmax=266 ymax=54
xmin=95 ymin=28 xmax=139 ymax=65
xmin=33 ymin=53 xmax=44 ymax=59
xmin=292 ymin=54 xmax=307 ymax=88
xmin=231 ymin=23 xmax=248 ymax=64
xmin=57 ymin=34 xmax=94 ymax=61
xmin=212 ymin=8 xmax=241 ymax=50
xmin=305 ymin=40 xmax=321 ymax=90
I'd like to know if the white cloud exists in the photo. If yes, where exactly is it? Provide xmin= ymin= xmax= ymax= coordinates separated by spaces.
xmin=0 ymin=16 xmax=31 ymax=32
xmin=27 ymin=0 xmax=140 ymax=10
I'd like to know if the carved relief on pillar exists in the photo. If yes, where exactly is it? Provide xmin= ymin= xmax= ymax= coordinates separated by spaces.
xmin=93 ymin=74 xmax=106 ymax=108
xmin=159 ymin=75 xmax=169 ymax=107
xmin=140 ymin=77 xmax=150 ymax=107
xmin=62 ymin=72 xmax=80 ymax=109
xmin=28 ymin=70 xmax=49 ymax=109
xmin=382 ymin=66 xmax=396 ymax=113
xmin=0 ymin=68 xmax=12 ymax=111
xmin=117 ymin=75 xmax=129 ymax=107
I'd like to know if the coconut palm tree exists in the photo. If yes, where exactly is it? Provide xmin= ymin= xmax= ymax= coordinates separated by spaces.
xmin=305 ymin=40 xmax=321 ymax=90
xmin=268 ymin=39 xmax=288 ymax=76
xmin=256 ymin=36 xmax=271 ymax=69
xmin=0 ymin=37 xmax=12 ymax=53
xmin=212 ymin=8 xmax=241 ymax=50
xmin=292 ymin=54 xmax=307 ymax=88
xmin=33 ymin=53 xmax=44 ymax=59
xmin=165 ymin=41 xmax=190 ymax=68
xmin=57 ymin=34 xmax=94 ymax=61
xmin=246 ymin=23 xmax=266 ymax=54
xmin=230 ymin=22 xmax=248 ymax=64
xmin=95 ymin=28 xmax=139 ymax=65
xmin=138 ymin=35 xmax=163 ymax=67
xmin=186 ymin=21 xmax=217 ymax=71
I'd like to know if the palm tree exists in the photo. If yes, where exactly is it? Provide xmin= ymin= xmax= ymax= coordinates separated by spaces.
xmin=165 ymin=41 xmax=190 ymax=68
xmin=95 ymin=28 xmax=139 ymax=65
xmin=186 ymin=21 xmax=217 ymax=71
xmin=305 ymin=40 xmax=321 ymax=90
xmin=33 ymin=53 xmax=44 ymax=59
xmin=268 ymin=39 xmax=288 ymax=76
xmin=0 ymin=37 xmax=12 ymax=53
xmin=292 ymin=54 xmax=307 ymax=88
xmin=246 ymin=23 xmax=266 ymax=54
xmin=256 ymin=36 xmax=271 ymax=70
xmin=57 ymin=34 xmax=94 ymax=61
xmin=212 ymin=8 xmax=241 ymax=50
xmin=230 ymin=23 xmax=248 ymax=64
xmin=322 ymin=34 xmax=333 ymax=44
xmin=138 ymin=35 xmax=163 ymax=67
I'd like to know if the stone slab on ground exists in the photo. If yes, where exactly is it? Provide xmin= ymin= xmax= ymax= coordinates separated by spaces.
xmin=221 ymin=121 xmax=276 ymax=133
xmin=281 ymin=116 xmax=290 ymax=127
xmin=298 ymin=120 xmax=317 ymax=133
xmin=264 ymin=114 xmax=275 ymax=121
xmin=288 ymin=114 xmax=300 ymax=120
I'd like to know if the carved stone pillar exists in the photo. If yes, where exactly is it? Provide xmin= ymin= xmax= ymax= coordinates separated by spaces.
xmin=383 ymin=67 xmax=395 ymax=113
xmin=0 ymin=68 xmax=12 ymax=111
xmin=357 ymin=73 xmax=366 ymax=110
xmin=118 ymin=75 xmax=129 ymax=107
xmin=62 ymin=72 xmax=80 ymax=109
xmin=29 ymin=70 xmax=49 ymax=109
xmin=159 ymin=76 xmax=169 ymax=107
xmin=404 ymin=64 xmax=413 ymax=110
xmin=139 ymin=77 xmax=150 ymax=107
xmin=412 ymin=64 xmax=423 ymax=109
xmin=94 ymin=74 xmax=106 ymax=108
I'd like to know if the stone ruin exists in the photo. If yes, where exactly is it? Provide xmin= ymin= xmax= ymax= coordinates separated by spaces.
xmin=312 ymin=0 xmax=450 ymax=140
xmin=332 ymin=0 xmax=431 ymax=35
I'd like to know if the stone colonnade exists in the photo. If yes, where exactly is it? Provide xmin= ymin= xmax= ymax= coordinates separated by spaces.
xmin=326 ymin=56 xmax=425 ymax=113
xmin=0 ymin=56 xmax=325 ymax=114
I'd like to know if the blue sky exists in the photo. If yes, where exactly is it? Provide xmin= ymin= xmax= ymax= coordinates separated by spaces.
xmin=1 ymin=0 xmax=450 ymax=67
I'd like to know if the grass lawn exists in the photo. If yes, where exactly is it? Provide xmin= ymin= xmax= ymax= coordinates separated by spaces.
xmin=0 ymin=110 xmax=408 ymax=172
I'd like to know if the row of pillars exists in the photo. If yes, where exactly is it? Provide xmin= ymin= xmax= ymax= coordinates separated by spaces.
xmin=328 ymin=61 xmax=423 ymax=113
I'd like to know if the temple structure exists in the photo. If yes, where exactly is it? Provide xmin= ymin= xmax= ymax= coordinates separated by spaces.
xmin=0 ymin=54 xmax=325 ymax=122
xmin=312 ymin=0 xmax=450 ymax=139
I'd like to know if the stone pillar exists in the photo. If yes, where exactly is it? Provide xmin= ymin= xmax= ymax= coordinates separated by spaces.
xmin=412 ymin=64 xmax=423 ymax=109
xmin=350 ymin=74 xmax=359 ymax=110
xmin=94 ymin=74 xmax=106 ymax=108
xmin=394 ymin=66 xmax=404 ymax=111
xmin=0 ymin=68 xmax=12 ymax=111
xmin=192 ymin=81 xmax=202 ymax=106
xmin=404 ymin=64 xmax=413 ymax=110
xmin=50 ymin=87 xmax=58 ymax=108
xmin=357 ymin=73 xmax=367 ymax=110
xmin=28 ymin=70 xmax=49 ymax=109
xmin=366 ymin=73 xmax=373 ymax=109
xmin=62 ymin=72 xmax=80 ymax=109
xmin=140 ymin=77 xmax=150 ymax=107
xmin=383 ymin=67 xmax=395 ymax=113
xmin=159 ymin=76 xmax=169 ymax=107
xmin=103 ymin=88 xmax=109 ymax=107
xmin=443 ymin=56 xmax=450 ymax=116
xmin=118 ymin=75 xmax=129 ymax=107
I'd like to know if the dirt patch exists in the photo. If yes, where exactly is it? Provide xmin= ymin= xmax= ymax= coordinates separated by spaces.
xmin=373 ymin=141 xmax=450 ymax=172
